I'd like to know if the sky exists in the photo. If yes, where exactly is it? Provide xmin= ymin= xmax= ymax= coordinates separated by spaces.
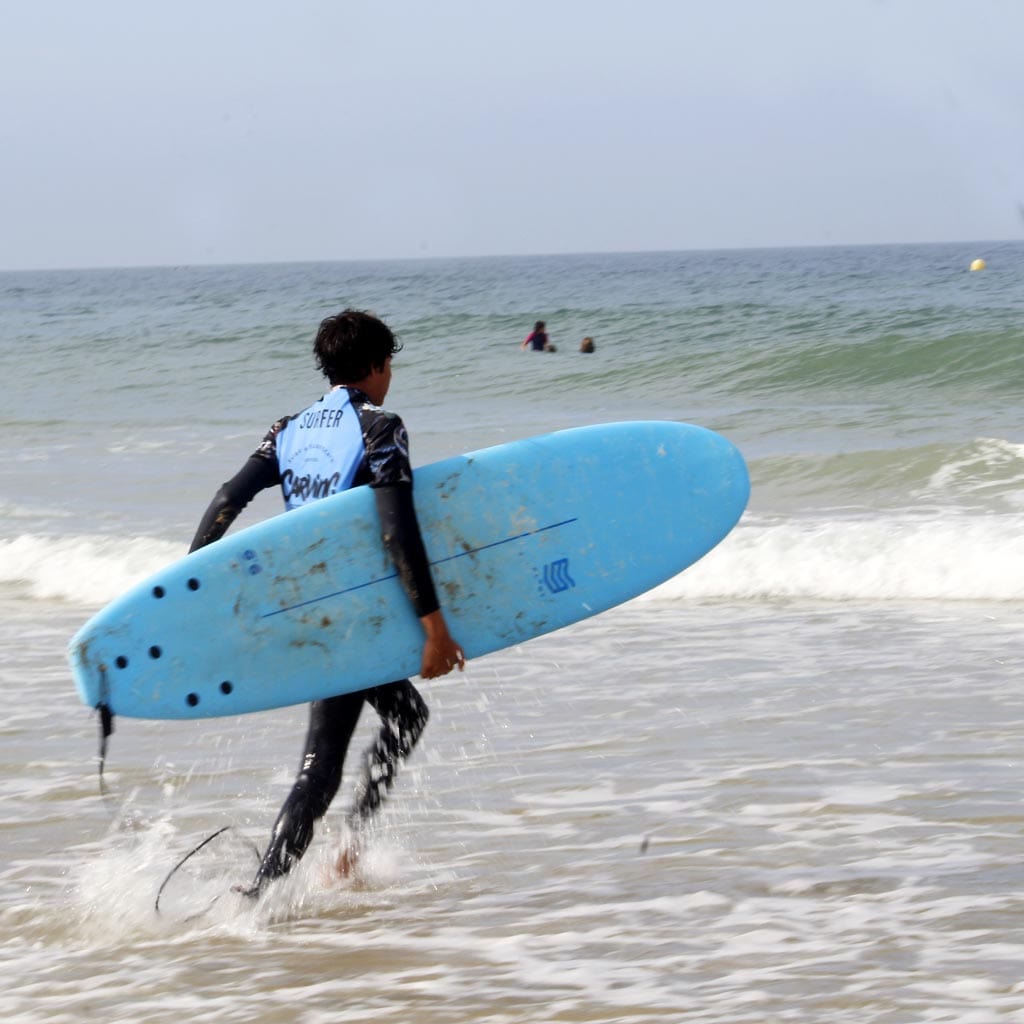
xmin=2 ymin=0 xmax=1023 ymax=270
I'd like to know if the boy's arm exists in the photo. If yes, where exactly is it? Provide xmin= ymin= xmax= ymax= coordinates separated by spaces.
xmin=373 ymin=482 xmax=465 ymax=678
xmin=189 ymin=456 xmax=280 ymax=552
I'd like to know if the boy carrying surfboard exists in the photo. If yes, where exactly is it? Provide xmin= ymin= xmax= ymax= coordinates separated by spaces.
xmin=189 ymin=309 xmax=465 ymax=897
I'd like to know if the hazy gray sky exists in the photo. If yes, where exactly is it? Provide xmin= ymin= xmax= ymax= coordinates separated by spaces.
xmin=3 ymin=0 xmax=1022 ymax=270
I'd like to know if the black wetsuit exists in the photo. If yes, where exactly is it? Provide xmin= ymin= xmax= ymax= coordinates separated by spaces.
xmin=190 ymin=386 xmax=436 ymax=895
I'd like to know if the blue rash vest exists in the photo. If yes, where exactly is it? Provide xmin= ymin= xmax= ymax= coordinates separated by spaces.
xmin=274 ymin=387 xmax=364 ymax=510
xmin=262 ymin=386 xmax=413 ymax=511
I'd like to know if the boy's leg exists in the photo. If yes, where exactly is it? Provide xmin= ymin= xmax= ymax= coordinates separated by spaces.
xmin=240 ymin=691 xmax=365 ymax=896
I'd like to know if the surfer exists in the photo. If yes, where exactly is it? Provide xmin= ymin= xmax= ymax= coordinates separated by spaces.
xmin=189 ymin=308 xmax=465 ymax=897
xmin=520 ymin=320 xmax=554 ymax=352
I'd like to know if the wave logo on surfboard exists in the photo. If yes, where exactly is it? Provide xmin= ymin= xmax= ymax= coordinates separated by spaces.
xmin=541 ymin=558 xmax=575 ymax=594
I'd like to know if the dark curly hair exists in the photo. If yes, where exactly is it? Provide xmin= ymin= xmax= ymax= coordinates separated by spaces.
xmin=313 ymin=309 xmax=403 ymax=384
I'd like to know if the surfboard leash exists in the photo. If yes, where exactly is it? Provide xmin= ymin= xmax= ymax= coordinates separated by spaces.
xmin=88 ymin=673 xmax=263 ymax=919
xmin=154 ymin=825 xmax=263 ymax=918
xmin=90 ymin=670 xmax=265 ymax=918
xmin=97 ymin=701 xmax=114 ymax=799
xmin=154 ymin=824 xmax=233 ymax=915
xmin=93 ymin=663 xmax=120 ymax=816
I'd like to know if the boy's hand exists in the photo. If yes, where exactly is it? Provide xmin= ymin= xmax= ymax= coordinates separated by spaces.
xmin=418 ymin=610 xmax=466 ymax=679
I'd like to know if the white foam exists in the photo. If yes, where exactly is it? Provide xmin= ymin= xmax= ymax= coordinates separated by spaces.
xmin=0 ymin=533 xmax=182 ymax=606
xmin=647 ymin=512 xmax=1024 ymax=603
xmin=6 ymin=508 xmax=1024 ymax=612
xmin=926 ymin=436 xmax=1024 ymax=505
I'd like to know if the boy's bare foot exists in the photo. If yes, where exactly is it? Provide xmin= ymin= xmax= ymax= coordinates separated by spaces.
xmin=335 ymin=843 xmax=361 ymax=879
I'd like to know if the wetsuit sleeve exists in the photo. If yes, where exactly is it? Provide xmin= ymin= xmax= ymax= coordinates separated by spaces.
xmin=374 ymin=483 xmax=440 ymax=618
xmin=362 ymin=410 xmax=414 ymax=487
xmin=358 ymin=409 xmax=438 ymax=617
xmin=189 ymin=454 xmax=281 ymax=552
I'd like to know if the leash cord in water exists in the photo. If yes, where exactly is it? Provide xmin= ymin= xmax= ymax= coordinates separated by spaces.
xmin=91 ymin=690 xmax=262 ymax=919
xmin=155 ymin=825 xmax=263 ymax=916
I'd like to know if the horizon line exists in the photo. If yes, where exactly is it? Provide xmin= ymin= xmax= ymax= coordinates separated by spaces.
xmin=2 ymin=236 xmax=1020 ymax=275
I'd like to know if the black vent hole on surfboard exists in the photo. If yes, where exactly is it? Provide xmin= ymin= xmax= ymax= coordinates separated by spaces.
xmin=187 ymin=578 xmax=201 ymax=591
xmin=186 ymin=693 xmax=200 ymax=707
xmin=149 ymin=645 xmax=162 ymax=659
xmin=220 ymin=681 xmax=233 ymax=695
xmin=115 ymin=655 xmax=128 ymax=669
xmin=152 ymin=585 xmax=165 ymax=599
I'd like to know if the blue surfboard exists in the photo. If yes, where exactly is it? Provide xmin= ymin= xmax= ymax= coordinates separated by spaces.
xmin=68 ymin=421 xmax=749 ymax=719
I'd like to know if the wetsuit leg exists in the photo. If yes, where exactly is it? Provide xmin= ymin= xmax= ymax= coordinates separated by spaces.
xmin=243 ymin=691 xmax=365 ymax=895
xmin=348 ymin=679 xmax=429 ymax=827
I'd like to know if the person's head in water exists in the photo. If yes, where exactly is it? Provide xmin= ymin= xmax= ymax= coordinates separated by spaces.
xmin=579 ymin=336 xmax=595 ymax=353
xmin=534 ymin=320 xmax=546 ymax=332
xmin=314 ymin=309 xmax=403 ymax=385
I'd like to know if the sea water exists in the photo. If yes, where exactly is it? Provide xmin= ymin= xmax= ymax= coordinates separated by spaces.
xmin=2 ymin=243 xmax=1024 ymax=1022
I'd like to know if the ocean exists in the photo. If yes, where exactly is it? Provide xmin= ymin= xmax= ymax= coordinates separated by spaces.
xmin=2 ymin=242 xmax=1023 ymax=1022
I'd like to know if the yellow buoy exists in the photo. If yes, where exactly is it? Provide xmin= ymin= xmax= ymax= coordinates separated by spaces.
xmin=970 ymin=258 xmax=987 ymax=271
